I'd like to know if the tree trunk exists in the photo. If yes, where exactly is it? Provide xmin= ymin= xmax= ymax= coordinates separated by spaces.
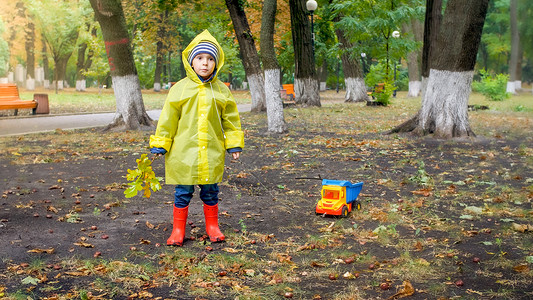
xmin=389 ymin=0 xmax=489 ymax=139
xmin=403 ymin=19 xmax=423 ymax=97
xmin=507 ymin=0 xmax=519 ymax=94
xmin=154 ymin=12 xmax=167 ymax=92
xmin=76 ymin=27 xmax=96 ymax=91
xmin=54 ymin=54 xmax=72 ymax=92
xmin=89 ymin=0 xmax=153 ymax=131
xmin=334 ymin=21 xmax=367 ymax=103
xmin=289 ymin=0 xmax=320 ymax=107
xmin=41 ymin=33 xmax=50 ymax=88
xmin=25 ymin=20 xmax=35 ymax=90
xmin=261 ymin=0 xmax=287 ymax=134
xmin=225 ymin=0 xmax=266 ymax=112
xmin=76 ymin=42 xmax=88 ymax=91
xmin=154 ymin=40 xmax=163 ymax=92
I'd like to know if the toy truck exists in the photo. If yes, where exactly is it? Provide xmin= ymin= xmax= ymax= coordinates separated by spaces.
xmin=315 ymin=179 xmax=363 ymax=217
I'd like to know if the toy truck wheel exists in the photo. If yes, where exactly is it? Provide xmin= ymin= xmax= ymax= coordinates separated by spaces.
xmin=341 ymin=206 xmax=349 ymax=217
xmin=355 ymin=201 xmax=362 ymax=210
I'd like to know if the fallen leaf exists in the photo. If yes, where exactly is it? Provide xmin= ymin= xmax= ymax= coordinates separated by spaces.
xmin=513 ymin=264 xmax=530 ymax=273
xmin=74 ymin=241 xmax=94 ymax=248
xmin=222 ymin=247 xmax=241 ymax=253
xmin=388 ymin=280 xmax=415 ymax=299
xmin=27 ymin=248 xmax=55 ymax=254
xmin=414 ymin=241 xmax=423 ymax=251
xmin=145 ymin=221 xmax=154 ymax=229
xmin=411 ymin=189 xmax=432 ymax=197
xmin=512 ymin=223 xmax=533 ymax=233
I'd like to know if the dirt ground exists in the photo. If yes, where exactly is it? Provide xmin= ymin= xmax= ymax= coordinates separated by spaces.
xmin=1 ymin=101 xmax=532 ymax=299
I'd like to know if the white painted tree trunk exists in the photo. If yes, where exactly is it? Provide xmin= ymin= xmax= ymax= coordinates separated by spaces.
xmin=76 ymin=80 xmax=86 ymax=91
xmin=247 ymin=73 xmax=266 ymax=112
xmin=506 ymin=81 xmax=516 ymax=95
xmin=264 ymin=69 xmax=286 ymax=133
xmin=294 ymin=77 xmax=320 ymax=106
xmin=55 ymin=81 xmax=64 ymax=90
xmin=514 ymin=80 xmax=521 ymax=91
xmin=107 ymin=74 xmax=153 ymax=131
xmin=44 ymin=80 xmax=50 ymax=89
xmin=407 ymin=80 xmax=422 ymax=97
xmin=26 ymin=78 xmax=35 ymax=90
xmin=153 ymin=82 xmax=161 ymax=92
xmin=419 ymin=69 xmax=474 ymax=138
xmin=344 ymin=77 xmax=367 ymax=102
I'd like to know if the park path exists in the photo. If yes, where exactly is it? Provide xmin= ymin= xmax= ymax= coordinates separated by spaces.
xmin=0 ymin=104 xmax=251 ymax=137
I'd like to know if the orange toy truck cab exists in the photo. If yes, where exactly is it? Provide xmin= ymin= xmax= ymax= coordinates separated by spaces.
xmin=315 ymin=179 xmax=363 ymax=217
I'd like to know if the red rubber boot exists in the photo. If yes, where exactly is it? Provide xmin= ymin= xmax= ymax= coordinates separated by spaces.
xmin=167 ymin=206 xmax=188 ymax=246
xmin=203 ymin=204 xmax=225 ymax=242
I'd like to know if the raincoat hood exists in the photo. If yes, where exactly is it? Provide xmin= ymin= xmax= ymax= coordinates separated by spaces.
xmin=183 ymin=30 xmax=225 ymax=84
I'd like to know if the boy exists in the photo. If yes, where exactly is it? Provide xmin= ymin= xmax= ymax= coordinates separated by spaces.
xmin=150 ymin=30 xmax=244 ymax=246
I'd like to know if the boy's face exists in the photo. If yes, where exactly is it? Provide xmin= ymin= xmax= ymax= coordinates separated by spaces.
xmin=192 ymin=53 xmax=216 ymax=79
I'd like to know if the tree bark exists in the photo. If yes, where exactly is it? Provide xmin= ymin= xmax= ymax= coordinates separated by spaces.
xmin=333 ymin=13 xmax=367 ymax=103
xmin=154 ymin=11 xmax=168 ymax=92
xmin=41 ymin=33 xmax=50 ymax=88
xmin=507 ymin=0 xmax=519 ymax=94
xmin=89 ymin=0 xmax=153 ymax=131
xmin=261 ymin=0 xmax=287 ymax=134
xmin=25 ymin=20 xmax=35 ymax=90
xmin=225 ymin=0 xmax=266 ymax=112
xmin=389 ymin=0 xmax=489 ymax=139
xmin=403 ymin=20 xmax=423 ymax=97
xmin=289 ymin=0 xmax=320 ymax=107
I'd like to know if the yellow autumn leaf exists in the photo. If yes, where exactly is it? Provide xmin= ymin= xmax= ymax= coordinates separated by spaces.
xmin=74 ymin=241 xmax=94 ymax=248
xmin=27 ymin=248 xmax=55 ymax=254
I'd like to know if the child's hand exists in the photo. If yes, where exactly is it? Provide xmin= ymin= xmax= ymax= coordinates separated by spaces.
xmin=232 ymin=152 xmax=240 ymax=160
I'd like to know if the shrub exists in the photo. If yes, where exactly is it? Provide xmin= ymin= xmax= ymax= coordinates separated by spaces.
xmin=472 ymin=69 xmax=510 ymax=101
xmin=365 ymin=62 xmax=396 ymax=106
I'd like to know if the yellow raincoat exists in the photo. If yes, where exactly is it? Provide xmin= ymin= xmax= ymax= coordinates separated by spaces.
xmin=149 ymin=30 xmax=244 ymax=185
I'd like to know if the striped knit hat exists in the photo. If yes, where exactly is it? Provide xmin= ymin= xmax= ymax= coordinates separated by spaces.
xmin=188 ymin=41 xmax=219 ymax=67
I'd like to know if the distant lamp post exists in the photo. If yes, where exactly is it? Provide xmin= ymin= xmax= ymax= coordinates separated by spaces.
xmin=360 ymin=52 xmax=367 ymax=75
xmin=306 ymin=0 xmax=318 ymax=55
xmin=392 ymin=30 xmax=400 ymax=97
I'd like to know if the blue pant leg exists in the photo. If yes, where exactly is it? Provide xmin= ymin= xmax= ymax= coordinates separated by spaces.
xmin=199 ymin=184 xmax=219 ymax=206
xmin=174 ymin=185 xmax=195 ymax=208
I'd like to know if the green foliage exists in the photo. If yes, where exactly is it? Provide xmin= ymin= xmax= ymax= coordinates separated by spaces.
xmin=408 ymin=161 xmax=432 ymax=186
xmin=472 ymin=69 xmax=510 ymax=101
xmin=365 ymin=61 xmax=395 ymax=106
xmin=125 ymin=154 xmax=163 ymax=198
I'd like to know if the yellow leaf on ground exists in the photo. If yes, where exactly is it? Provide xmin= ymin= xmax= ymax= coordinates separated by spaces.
xmin=74 ymin=241 xmax=94 ymax=248
xmin=223 ymin=247 xmax=241 ymax=253
xmin=145 ymin=221 xmax=155 ymax=229
xmin=27 ymin=248 xmax=55 ymax=254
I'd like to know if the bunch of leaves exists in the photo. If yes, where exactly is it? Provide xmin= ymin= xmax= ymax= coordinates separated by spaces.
xmin=472 ymin=69 xmax=510 ymax=101
xmin=125 ymin=154 xmax=163 ymax=198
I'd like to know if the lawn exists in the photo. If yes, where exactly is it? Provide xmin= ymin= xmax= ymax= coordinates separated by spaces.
xmin=0 ymin=88 xmax=532 ymax=299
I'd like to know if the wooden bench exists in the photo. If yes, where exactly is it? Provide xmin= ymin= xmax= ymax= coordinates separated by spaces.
xmin=0 ymin=83 xmax=38 ymax=115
